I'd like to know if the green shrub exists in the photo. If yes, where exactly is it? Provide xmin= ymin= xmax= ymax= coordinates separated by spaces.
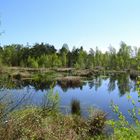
xmin=107 ymin=98 xmax=140 ymax=140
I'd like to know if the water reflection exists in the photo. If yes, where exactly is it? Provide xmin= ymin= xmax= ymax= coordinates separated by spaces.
xmin=88 ymin=76 xmax=102 ymax=91
xmin=108 ymin=75 xmax=116 ymax=92
xmin=0 ymin=74 xmax=137 ymax=95
xmin=0 ymin=73 xmax=139 ymax=121
xmin=108 ymin=74 xmax=136 ymax=96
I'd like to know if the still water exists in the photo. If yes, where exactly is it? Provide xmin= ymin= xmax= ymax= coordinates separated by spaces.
xmin=0 ymin=74 xmax=139 ymax=121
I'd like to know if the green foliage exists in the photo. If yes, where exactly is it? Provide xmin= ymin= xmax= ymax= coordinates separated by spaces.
xmin=107 ymin=93 xmax=140 ymax=140
xmin=61 ymin=51 xmax=67 ymax=67
xmin=37 ymin=54 xmax=49 ymax=67
xmin=59 ymin=43 xmax=69 ymax=67
xmin=42 ymin=86 xmax=60 ymax=115
xmin=137 ymin=76 xmax=140 ymax=98
xmin=51 ymin=53 xmax=62 ymax=67
xmin=0 ymin=41 xmax=140 ymax=70
xmin=27 ymin=56 xmax=38 ymax=68
xmin=0 ymin=58 xmax=2 ymax=67
xmin=105 ymin=78 xmax=140 ymax=139
xmin=75 ymin=47 xmax=87 ymax=68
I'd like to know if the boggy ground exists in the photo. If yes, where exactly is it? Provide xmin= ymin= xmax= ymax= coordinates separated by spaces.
xmin=2 ymin=66 xmax=140 ymax=80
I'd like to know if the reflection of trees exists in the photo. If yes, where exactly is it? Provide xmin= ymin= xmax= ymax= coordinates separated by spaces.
xmin=129 ymin=76 xmax=137 ymax=92
xmin=88 ymin=81 xmax=94 ymax=89
xmin=108 ymin=75 xmax=116 ymax=92
xmin=117 ymin=74 xmax=130 ymax=96
xmin=95 ymin=77 xmax=102 ymax=91
xmin=0 ymin=75 xmax=87 ymax=92
xmin=0 ymin=74 xmax=137 ymax=96
xmin=0 ymin=75 xmax=56 ymax=91
xmin=58 ymin=82 xmax=86 ymax=93
xmin=132 ymin=81 xmax=137 ymax=92
xmin=108 ymin=74 xmax=132 ymax=96
xmin=108 ymin=74 xmax=136 ymax=96
xmin=22 ymin=79 xmax=56 ymax=91
xmin=0 ymin=75 xmax=23 ymax=89
xmin=88 ymin=76 xmax=102 ymax=91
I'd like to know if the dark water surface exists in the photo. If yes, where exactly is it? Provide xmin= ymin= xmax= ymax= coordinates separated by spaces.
xmin=0 ymin=74 xmax=140 ymax=121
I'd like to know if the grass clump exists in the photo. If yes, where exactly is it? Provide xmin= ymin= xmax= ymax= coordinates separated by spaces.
xmin=71 ymin=99 xmax=81 ymax=116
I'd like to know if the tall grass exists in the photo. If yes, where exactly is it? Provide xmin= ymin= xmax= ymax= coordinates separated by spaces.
xmin=71 ymin=99 xmax=81 ymax=116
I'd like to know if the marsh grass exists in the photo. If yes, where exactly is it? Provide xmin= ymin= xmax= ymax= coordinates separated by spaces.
xmin=71 ymin=99 xmax=81 ymax=116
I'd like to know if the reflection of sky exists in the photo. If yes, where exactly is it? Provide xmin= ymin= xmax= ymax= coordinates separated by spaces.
xmin=0 ymin=78 xmax=139 ymax=122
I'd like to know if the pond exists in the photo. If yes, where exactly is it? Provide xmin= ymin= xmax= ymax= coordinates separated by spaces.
xmin=0 ymin=73 xmax=139 ymax=122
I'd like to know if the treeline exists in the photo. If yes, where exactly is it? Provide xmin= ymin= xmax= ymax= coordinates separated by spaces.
xmin=0 ymin=41 xmax=140 ymax=70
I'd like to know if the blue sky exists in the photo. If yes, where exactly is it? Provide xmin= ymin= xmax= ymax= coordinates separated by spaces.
xmin=0 ymin=0 xmax=140 ymax=51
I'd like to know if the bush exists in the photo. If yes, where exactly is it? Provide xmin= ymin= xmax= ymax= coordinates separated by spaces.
xmin=88 ymin=109 xmax=107 ymax=136
xmin=107 ymin=94 xmax=140 ymax=140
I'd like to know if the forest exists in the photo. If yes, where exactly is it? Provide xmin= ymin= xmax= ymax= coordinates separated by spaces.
xmin=0 ymin=41 xmax=140 ymax=70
